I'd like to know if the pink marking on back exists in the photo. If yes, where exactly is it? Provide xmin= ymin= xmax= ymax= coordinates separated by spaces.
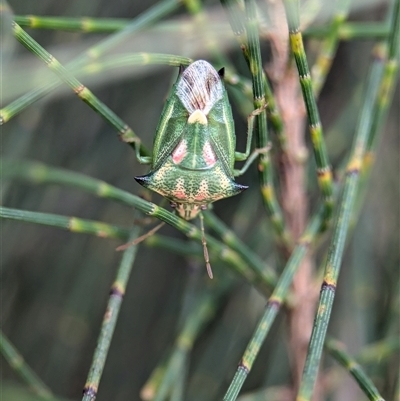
xmin=173 ymin=190 xmax=186 ymax=199
xmin=172 ymin=140 xmax=187 ymax=165
xmin=202 ymin=141 xmax=217 ymax=166
xmin=194 ymin=193 xmax=207 ymax=201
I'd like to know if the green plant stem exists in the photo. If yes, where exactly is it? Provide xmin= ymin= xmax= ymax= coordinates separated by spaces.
xmin=223 ymin=205 xmax=324 ymax=400
xmin=221 ymin=0 xmax=286 ymax=148
xmin=325 ymin=337 xmax=385 ymax=401
xmin=366 ymin=0 xmax=400 ymax=153
xmin=13 ymin=15 xmax=132 ymax=32
xmin=296 ymin=52 xmax=385 ymax=401
xmin=153 ymin=281 xmax=231 ymax=400
xmin=311 ymin=0 xmax=351 ymax=97
xmin=77 ymin=53 xmax=192 ymax=78
xmin=145 ymin=234 xmax=202 ymax=258
xmin=1 ymin=0 xmax=180 ymax=127
xmin=283 ymin=0 xmax=334 ymax=228
xmin=141 ymin=353 xmax=169 ymax=400
xmin=12 ymin=15 xmax=392 ymax=41
xmin=203 ymin=210 xmax=277 ymax=286
xmin=0 ymin=206 xmax=130 ymax=240
xmin=356 ymin=337 xmax=400 ymax=365
xmin=0 ymin=331 xmax=53 ymax=399
xmin=8 ymin=23 xmax=190 ymax=161
xmin=1 ymin=160 xmax=273 ymax=294
xmin=82 ymin=227 xmax=141 ymax=401
xmin=304 ymin=22 xmax=392 ymax=40
xmin=220 ymin=0 xmax=291 ymax=249
xmin=245 ymin=0 xmax=292 ymax=249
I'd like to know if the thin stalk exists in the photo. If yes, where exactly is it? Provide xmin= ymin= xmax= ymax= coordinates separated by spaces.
xmin=221 ymin=0 xmax=287 ymax=151
xmin=82 ymin=227 xmax=141 ymax=401
xmin=325 ymin=337 xmax=385 ymax=401
xmin=223 ymin=206 xmax=324 ymax=400
xmin=296 ymin=54 xmax=385 ymax=401
xmin=9 ymin=23 xmax=162 ymax=161
xmin=141 ymin=352 xmax=169 ymax=400
xmin=221 ymin=0 xmax=291 ymax=249
xmin=181 ymin=0 xmax=276 ymax=151
xmin=283 ymin=0 xmax=334 ymax=227
xmin=356 ymin=337 xmax=400 ymax=365
xmin=13 ymin=16 xmax=392 ymax=41
xmin=169 ymin=354 xmax=188 ymax=401
xmin=145 ymin=234 xmax=202 ymax=258
xmin=203 ymin=210 xmax=277 ymax=286
xmin=366 ymin=0 xmax=400 ymax=154
xmin=354 ymin=0 xmax=399 ymax=223
xmin=77 ymin=53 xmax=192 ymax=78
xmin=245 ymin=0 xmax=292 ymax=249
xmin=304 ymin=22 xmax=392 ymax=40
xmin=311 ymin=0 xmax=351 ymax=97
xmin=1 ymin=0 xmax=180 ymax=125
xmin=179 ymin=0 xmax=255 ymax=146
xmin=0 ymin=206 xmax=130 ymax=240
xmin=0 ymin=331 xmax=53 ymax=399
xmin=2 ymin=160 xmax=272 ymax=294
xmin=153 ymin=282 xmax=231 ymax=401
xmin=13 ymin=15 xmax=131 ymax=32
xmin=345 ymin=1 xmax=397 ymax=239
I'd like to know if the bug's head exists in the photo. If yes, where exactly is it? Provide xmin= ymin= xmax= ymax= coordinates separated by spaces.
xmin=171 ymin=202 xmax=205 ymax=220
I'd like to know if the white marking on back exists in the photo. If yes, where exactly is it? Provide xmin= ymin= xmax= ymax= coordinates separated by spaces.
xmin=177 ymin=60 xmax=224 ymax=115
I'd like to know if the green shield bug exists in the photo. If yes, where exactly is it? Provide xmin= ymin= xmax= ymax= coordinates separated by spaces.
xmin=131 ymin=60 xmax=268 ymax=278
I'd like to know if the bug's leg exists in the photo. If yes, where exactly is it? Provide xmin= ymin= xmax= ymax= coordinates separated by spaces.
xmin=199 ymin=211 xmax=213 ymax=279
xmin=233 ymin=143 xmax=271 ymax=177
xmin=233 ymin=104 xmax=270 ymax=176
xmin=133 ymin=138 xmax=152 ymax=164
xmin=234 ymin=104 xmax=269 ymax=176
xmin=116 ymin=222 xmax=165 ymax=251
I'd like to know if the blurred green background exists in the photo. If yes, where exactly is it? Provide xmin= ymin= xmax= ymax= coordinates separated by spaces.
xmin=1 ymin=0 xmax=399 ymax=400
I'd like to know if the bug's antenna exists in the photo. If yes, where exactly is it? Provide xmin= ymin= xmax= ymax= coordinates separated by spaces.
xmin=199 ymin=212 xmax=213 ymax=279
xmin=116 ymin=222 xmax=165 ymax=251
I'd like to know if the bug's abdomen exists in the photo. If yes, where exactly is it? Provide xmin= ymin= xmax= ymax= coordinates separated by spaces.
xmin=135 ymin=157 xmax=246 ymax=205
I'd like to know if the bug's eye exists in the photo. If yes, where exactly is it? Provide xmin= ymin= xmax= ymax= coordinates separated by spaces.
xmin=170 ymin=202 xmax=177 ymax=208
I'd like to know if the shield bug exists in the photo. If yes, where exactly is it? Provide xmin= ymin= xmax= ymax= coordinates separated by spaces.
xmin=132 ymin=60 xmax=267 ymax=278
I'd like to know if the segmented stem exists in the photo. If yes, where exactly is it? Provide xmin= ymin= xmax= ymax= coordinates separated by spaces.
xmin=0 ymin=207 xmax=130 ymax=239
xmin=8 ymin=23 xmax=153 ymax=161
xmin=220 ymin=0 xmax=291 ymax=248
xmin=1 ymin=0 xmax=180 ymax=133
xmin=2 ymin=160 xmax=274 ymax=295
xmin=283 ymin=0 xmax=334 ymax=227
xmin=0 ymin=331 xmax=53 ymax=399
xmin=325 ymin=338 xmax=385 ymax=401
xmin=304 ymin=22 xmax=392 ymax=40
xmin=223 ymin=206 xmax=324 ymax=400
xmin=82 ymin=227 xmax=141 ymax=401
xmin=13 ymin=15 xmax=131 ymax=32
xmin=203 ymin=210 xmax=277 ymax=287
xmin=366 ymin=0 xmax=400 ymax=153
xmin=245 ymin=0 xmax=293 ymax=249
xmin=311 ymin=0 xmax=351 ymax=97
xmin=151 ymin=281 xmax=231 ymax=399
xmin=296 ymin=53 xmax=386 ymax=401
